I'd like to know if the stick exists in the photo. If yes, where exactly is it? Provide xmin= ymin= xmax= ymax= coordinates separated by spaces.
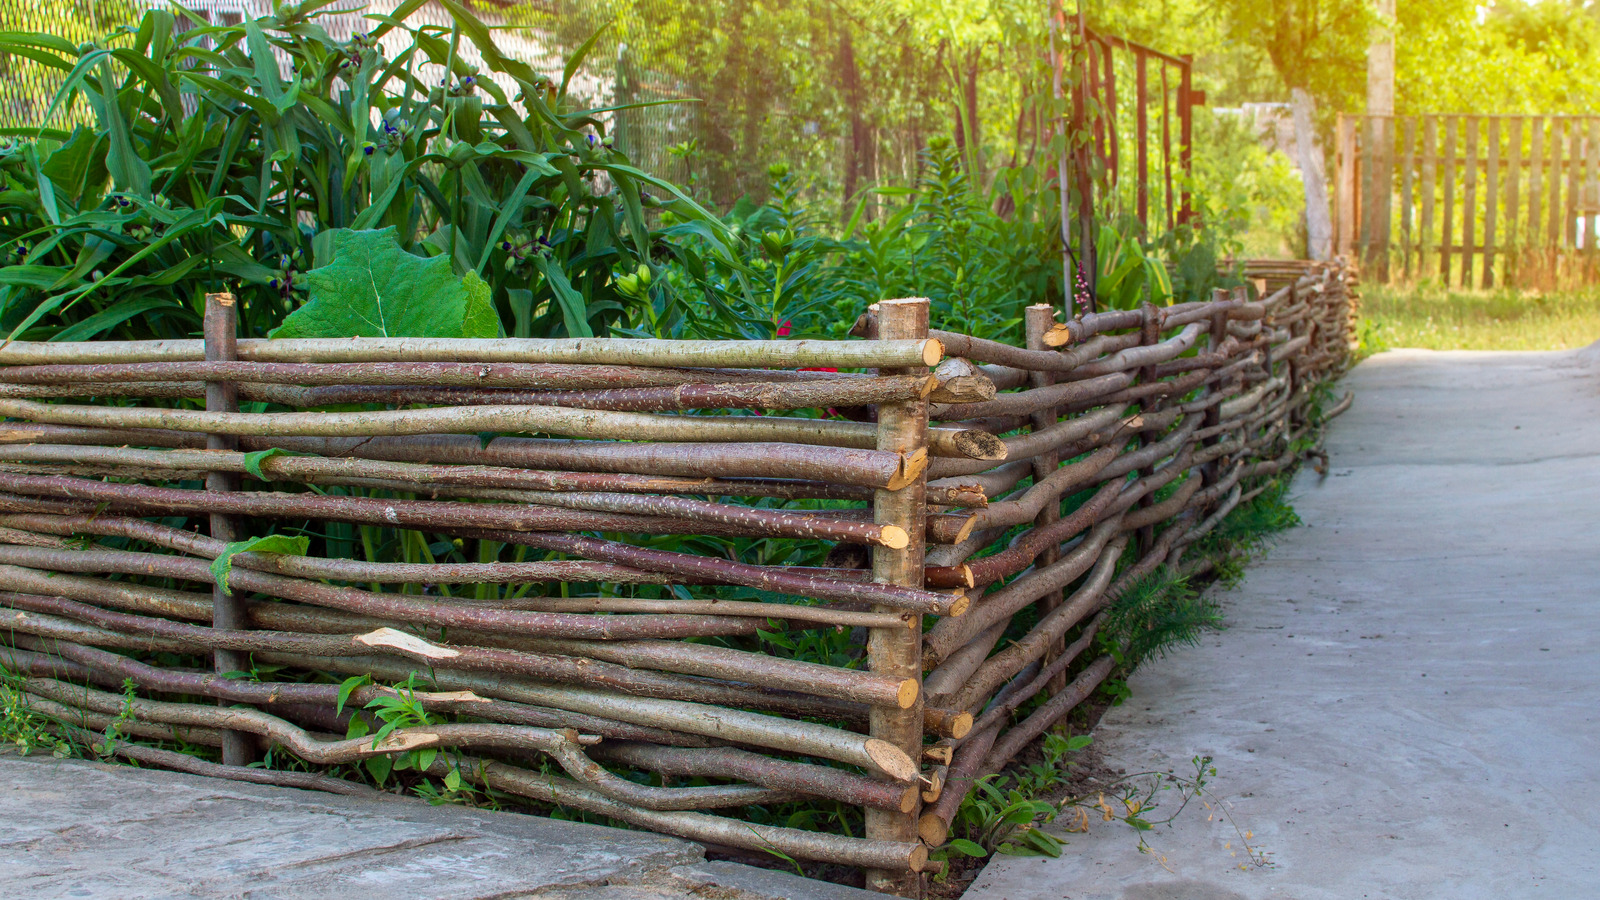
xmin=0 ymin=337 xmax=944 ymax=369
xmin=0 ymin=399 xmax=1000 ymax=460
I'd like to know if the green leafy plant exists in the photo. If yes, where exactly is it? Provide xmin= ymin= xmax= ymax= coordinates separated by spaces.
xmin=343 ymin=670 xmax=441 ymax=787
xmin=1094 ymin=220 xmax=1173 ymax=311
xmin=0 ymin=666 xmax=78 ymax=759
xmin=0 ymin=2 xmax=728 ymax=343
xmin=270 ymin=227 xmax=499 ymax=339
xmin=939 ymin=730 xmax=1094 ymax=872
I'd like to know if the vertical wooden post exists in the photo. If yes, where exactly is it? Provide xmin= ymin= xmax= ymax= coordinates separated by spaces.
xmin=1336 ymin=114 xmax=1357 ymax=259
xmin=1378 ymin=116 xmax=1393 ymax=281
xmin=1547 ymin=118 xmax=1564 ymax=261
xmin=1025 ymin=305 xmax=1066 ymax=696
xmin=1585 ymin=118 xmax=1598 ymax=270
xmin=1505 ymin=117 xmax=1523 ymax=285
xmin=1527 ymin=117 xmax=1544 ymax=282
xmin=204 ymin=292 xmax=254 ymax=768
xmin=1484 ymin=117 xmax=1500 ymax=288
xmin=1441 ymin=116 xmax=1456 ymax=283
xmin=1566 ymin=119 xmax=1582 ymax=255
xmin=1422 ymin=116 xmax=1437 ymax=276
xmin=1401 ymin=117 xmax=1416 ymax=279
xmin=1358 ymin=115 xmax=1374 ymax=266
xmin=866 ymin=297 xmax=929 ymax=896
xmin=1461 ymin=116 xmax=1478 ymax=288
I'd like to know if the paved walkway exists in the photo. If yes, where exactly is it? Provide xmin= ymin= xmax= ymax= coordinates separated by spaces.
xmin=971 ymin=345 xmax=1600 ymax=900
xmin=0 ymin=753 xmax=875 ymax=900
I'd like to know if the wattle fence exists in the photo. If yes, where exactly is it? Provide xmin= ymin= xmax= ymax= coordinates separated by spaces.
xmin=0 ymin=260 xmax=1352 ymax=891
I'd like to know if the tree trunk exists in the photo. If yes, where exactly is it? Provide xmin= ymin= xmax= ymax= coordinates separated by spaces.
xmin=840 ymin=28 xmax=865 ymax=223
xmin=1366 ymin=0 xmax=1395 ymax=118
xmin=1293 ymin=87 xmax=1334 ymax=261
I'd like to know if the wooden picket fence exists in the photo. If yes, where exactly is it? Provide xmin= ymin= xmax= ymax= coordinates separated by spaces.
xmin=1337 ymin=113 xmax=1600 ymax=288
xmin=0 ymin=262 xmax=1352 ymax=893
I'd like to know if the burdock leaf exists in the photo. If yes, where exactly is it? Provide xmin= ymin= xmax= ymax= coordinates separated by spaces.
xmin=210 ymin=533 xmax=311 ymax=593
xmin=270 ymin=227 xmax=500 ymax=339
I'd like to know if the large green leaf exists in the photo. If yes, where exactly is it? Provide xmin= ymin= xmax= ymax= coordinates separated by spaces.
xmin=269 ymin=227 xmax=500 ymax=339
xmin=210 ymin=533 xmax=310 ymax=594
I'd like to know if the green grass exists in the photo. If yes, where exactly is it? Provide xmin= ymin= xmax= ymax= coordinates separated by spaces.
xmin=1357 ymin=283 xmax=1600 ymax=354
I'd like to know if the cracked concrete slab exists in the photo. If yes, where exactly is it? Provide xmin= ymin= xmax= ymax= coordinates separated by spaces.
xmin=968 ymin=346 xmax=1600 ymax=900
xmin=0 ymin=753 xmax=876 ymax=899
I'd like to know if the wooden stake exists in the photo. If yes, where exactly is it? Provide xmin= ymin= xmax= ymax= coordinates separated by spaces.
xmin=865 ymin=298 xmax=930 ymax=896
xmin=203 ymin=293 xmax=253 ymax=767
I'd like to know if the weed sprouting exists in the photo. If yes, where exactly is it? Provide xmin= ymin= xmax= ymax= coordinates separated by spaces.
xmin=0 ymin=669 xmax=77 ymax=759
xmin=1057 ymin=755 xmax=1272 ymax=870
xmin=1100 ymin=566 xmax=1223 ymax=670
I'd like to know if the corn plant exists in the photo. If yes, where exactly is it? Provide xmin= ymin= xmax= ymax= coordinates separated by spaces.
xmin=0 ymin=0 xmax=731 ymax=343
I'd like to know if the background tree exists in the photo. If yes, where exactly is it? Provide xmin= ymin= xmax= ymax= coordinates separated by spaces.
xmin=1211 ymin=0 xmax=1374 ymax=259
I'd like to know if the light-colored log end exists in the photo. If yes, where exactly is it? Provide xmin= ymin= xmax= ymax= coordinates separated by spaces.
xmin=908 ymin=841 xmax=930 ymax=873
xmin=921 ymin=771 xmax=945 ymax=803
xmin=898 ymin=783 xmax=921 ymax=813
xmin=922 ymin=743 xmax=954 ymax=766
xmin=865 ymin=737 xmax=919 ymax=783
xmin=921 ymin=339 xmax=944 ymax=367
xmin=951 ymin=516 xmax=977 ymax=545
xmin=879 ymin=525 xmax=910 ymax=551
xmin=947 ymin=592 xmax=971 ymax=618
xmin=1042 ymin=323 xmax=1075 ymax=347
xmin=917 ymin=812 xmax=951 ymax=847
xmin=887 ymin=448 xmax=928 ymax=491
xmin=950 ymin=430 xmax=1008 ymax=461
xmin=896 ymin=678 xmax=920 ymax=709
xmin=945 ymin=712 xmax=973 ymax=740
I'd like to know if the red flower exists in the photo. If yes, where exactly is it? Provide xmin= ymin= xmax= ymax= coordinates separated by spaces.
xmin=776 ymin=319 xmax=792 ymax=337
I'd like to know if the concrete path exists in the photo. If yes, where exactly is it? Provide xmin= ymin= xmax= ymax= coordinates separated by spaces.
xmin=971 ymin=346 xmax=1600 ymax=900
xmin=0 ymin=753 xmax=876 ymax=900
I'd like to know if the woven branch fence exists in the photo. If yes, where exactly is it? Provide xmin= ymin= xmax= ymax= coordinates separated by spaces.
xmin=0 ymin=259 xmax=1352 ymax=891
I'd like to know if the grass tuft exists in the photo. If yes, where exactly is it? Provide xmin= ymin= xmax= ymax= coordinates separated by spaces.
xmin=1357 ymin=283 xmax=1600 ymax=354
